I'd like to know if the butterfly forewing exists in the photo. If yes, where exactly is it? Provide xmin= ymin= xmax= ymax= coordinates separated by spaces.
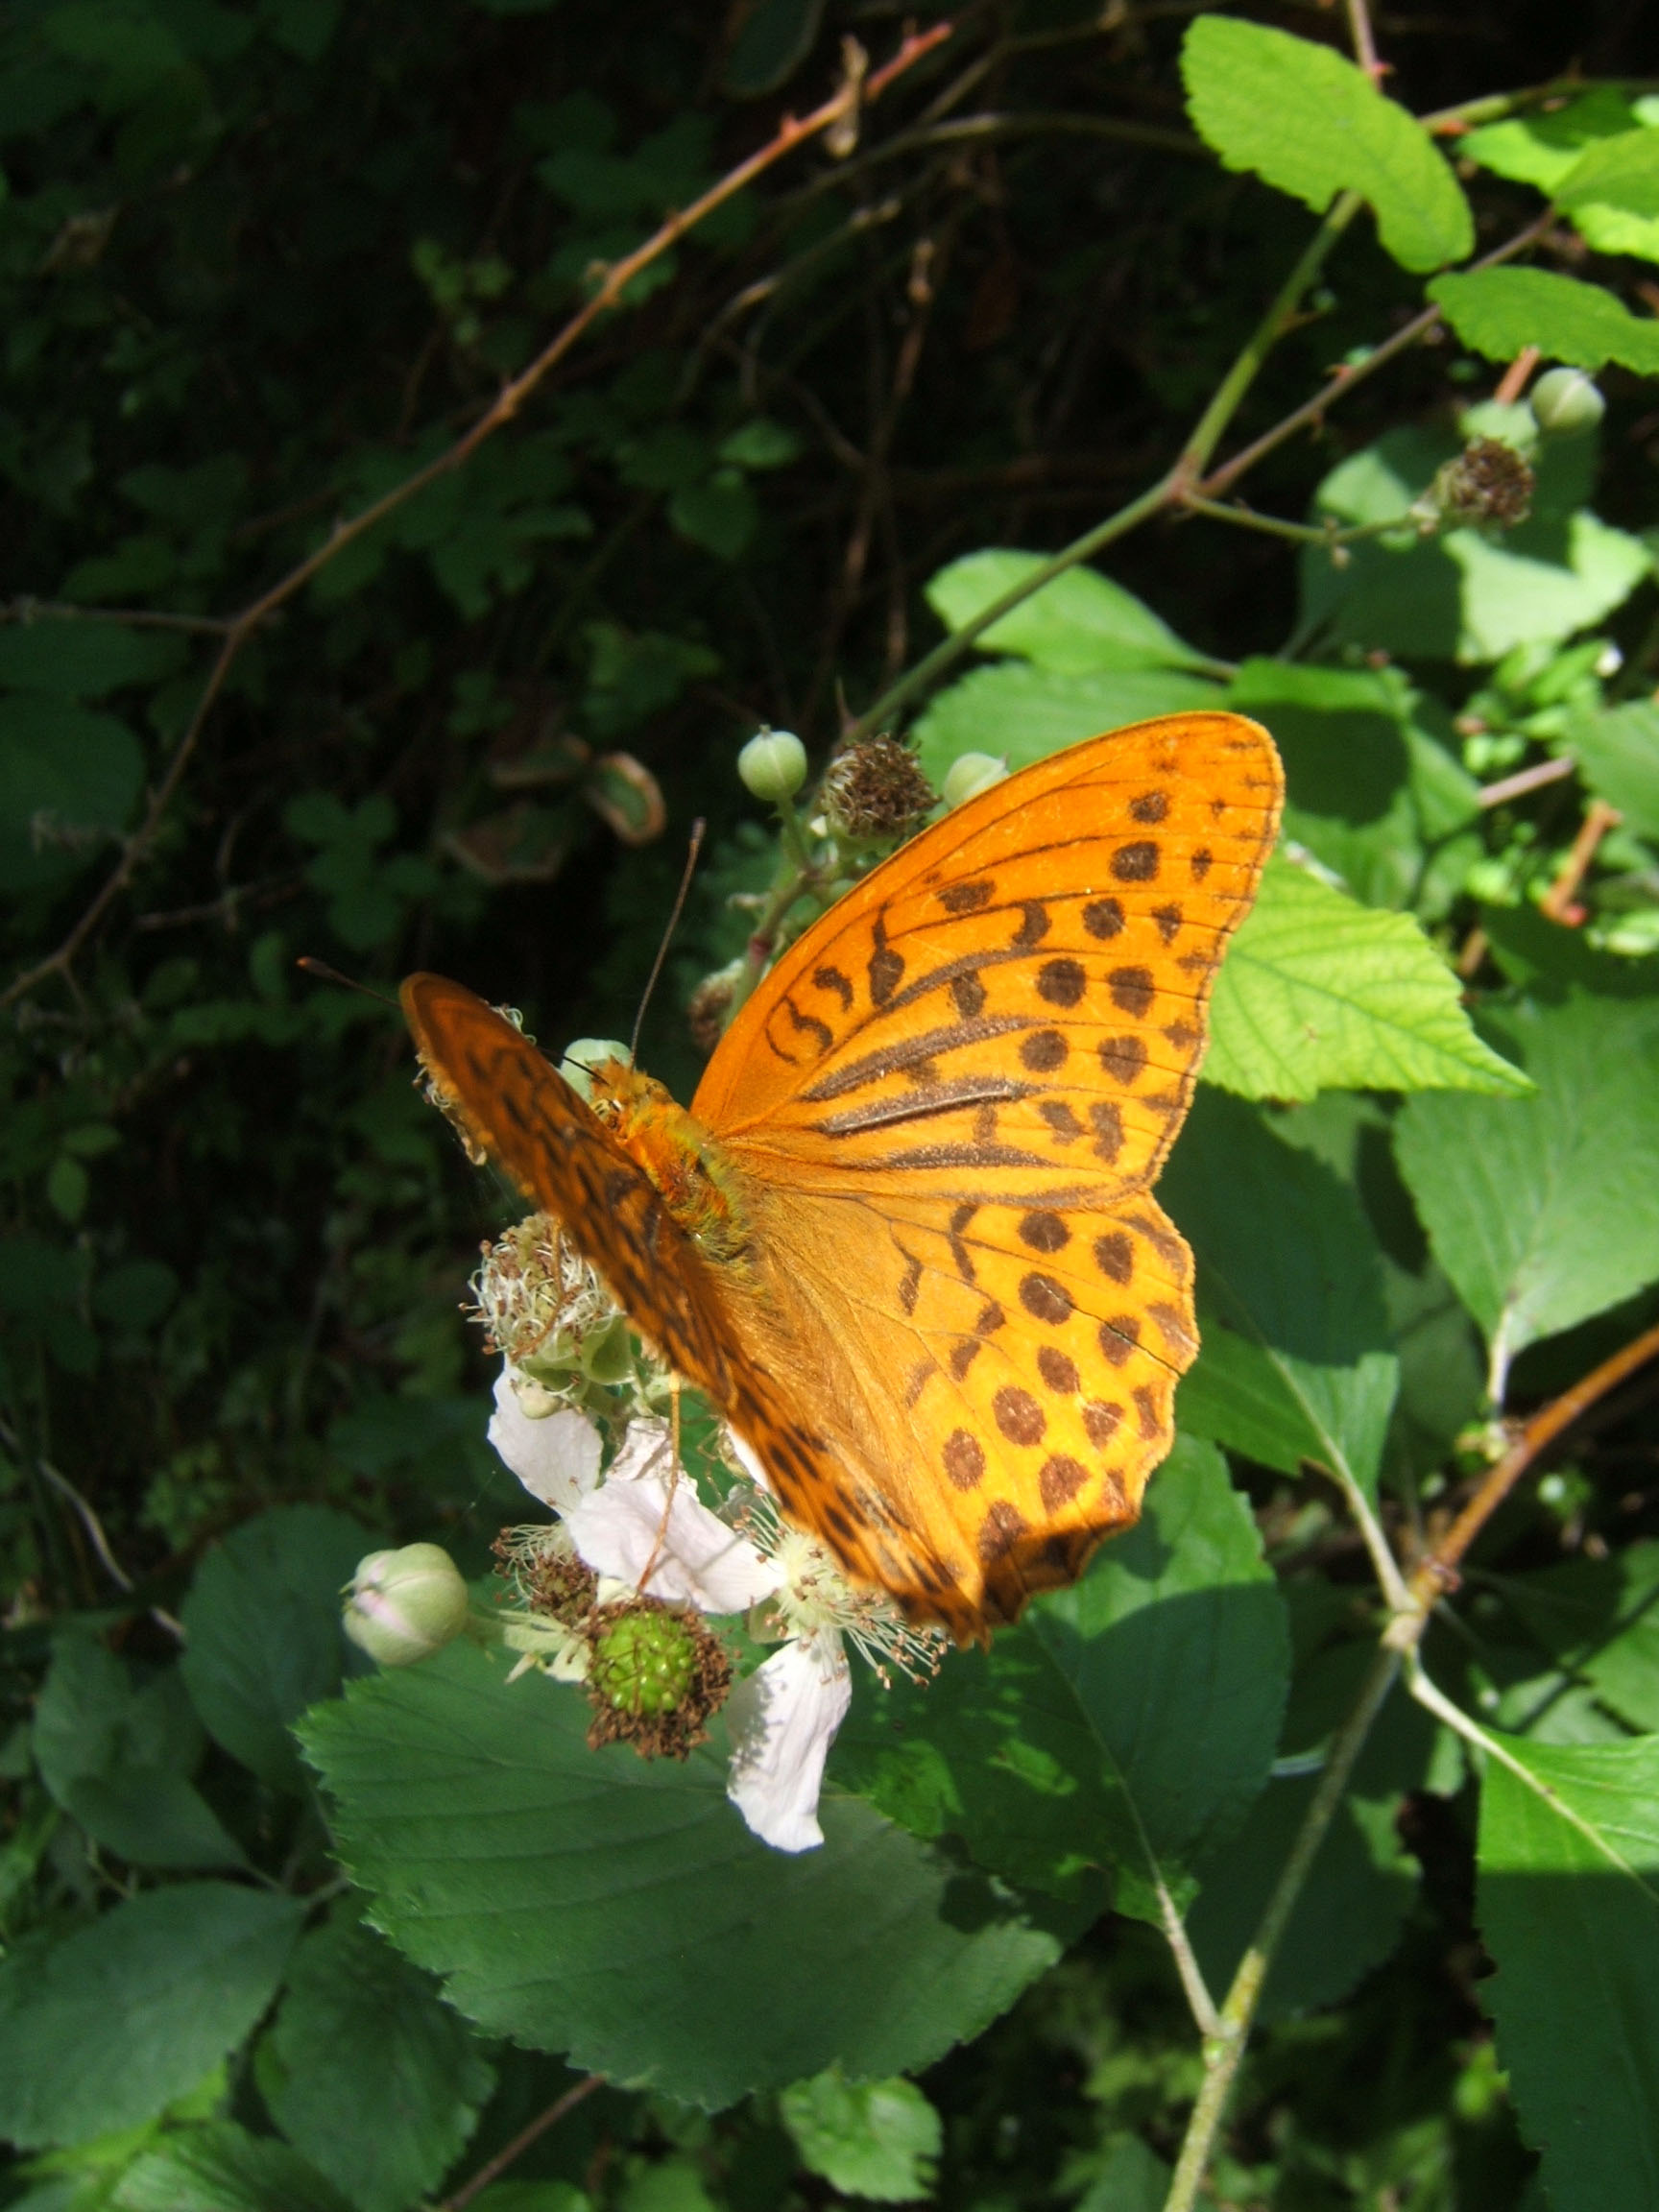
xmin=400 ymin=975 xmax=739 ymax=1398
xmin=694 ymin=713 xmax=1281 ymax=1214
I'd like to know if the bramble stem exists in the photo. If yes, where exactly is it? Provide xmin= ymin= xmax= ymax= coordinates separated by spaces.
xmin=1160 ymin=1646 xmax=1400 ymax=2212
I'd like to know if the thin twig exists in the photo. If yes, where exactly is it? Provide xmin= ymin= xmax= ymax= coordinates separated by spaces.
xmin=1343 ymin=0 xmax=1385 ymax=85
xmin=1540 ymin=797 xmax=1622 ymax=923
xmin=442 ymin=2075 xmax=607 ymax=2209
xmin=1411 ymin=1317 xmax=1659 ymax=1600
xmin=0 ymin=22 xmax=951 ymax=1015
xmin=1154 ymin=1866 xmax=1224 ymax=2039
xmin=1160 ymin=1243 xmax=1659 ymax=2203
xmin=1175 ymin=489 xmax=1416 ymax=548
xmin=35 ymin=1456 xmax=186 ymax=1641
xmin=1477 ymin=755 xmax=1576 ymax=807
xmin=1492 ymin=344 xmax=1541 ymax=406
xmin=0 ymin=597 xmax=239 ymax=636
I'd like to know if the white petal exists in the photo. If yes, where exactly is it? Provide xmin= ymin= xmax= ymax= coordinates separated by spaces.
xmin=725 ymin=1631 xmax=851 ymax=1853
xmin=564 ymin=1418 xmax=783 ymax=1613
xmin=723 ymin=1423 xmax=773 ymax=1495
xmin=488 ymin=1370 xmax=601 ymax=1513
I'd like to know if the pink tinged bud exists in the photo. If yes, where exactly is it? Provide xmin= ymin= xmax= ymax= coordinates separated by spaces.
xmin=343 ymin=1543 xmax=470 ymax=1667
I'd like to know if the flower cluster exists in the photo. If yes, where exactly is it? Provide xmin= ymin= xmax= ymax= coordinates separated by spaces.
xmin=488 ymin=1367 xmax=944 ymax=1850
xmin=344 ymin=1210 xmax=946 ymax=1851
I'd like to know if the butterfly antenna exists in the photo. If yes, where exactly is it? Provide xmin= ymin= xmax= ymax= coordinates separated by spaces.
xmin=628 ymin=817 xmax=706 ymax=1067
xmin=296 ymin=957 xmax=397 ymax=1007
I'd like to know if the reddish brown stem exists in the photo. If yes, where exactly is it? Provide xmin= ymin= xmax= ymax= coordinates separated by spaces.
xmin=442 ymin=2075 xmax=606 ymax=2210
xmin=1540 ymin=797 xmax=1622 ymax=924
xmin=1493 ymin=345 xmax=1541 ymax=405
xmin=1411 ymin=1318 xmax=1659 ymax=1599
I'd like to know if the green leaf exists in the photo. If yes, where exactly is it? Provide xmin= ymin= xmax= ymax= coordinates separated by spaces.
xmin=1205 ymin=858 xmax=1530 ymax=1102
xmin=1460 ymin=88 xmax=1642 ymax=194
xmin=1227 ymin=659 xmax=1479 ymax=915
xmin=1555 ymin=127 xmax=1659 ymax=219
xmin=0 ymin=620 xmax=185 ymax=696
xmin=1162 ymin=1091 xmax=1398 ymax=1499
xmin=912 ymin=664 xmax=1222 ymax=792
xmin=256 ymin=1914 xmax=495 ymax=2212
xmin=835 ymin=1440 xmax=1289 ymax=1921
xmin=1393 ymin=994 xmax=1659 ymax=1391
xmin=46 ymin=1155 xmax=88 ymax=1223
xmin=717 ymin=419 xmax=801 ymax=469
xmin=180 ymin=1505 xmax=373 ymax=1792
xmin=669 ymin=471 xmax=757 ymax=561
xmin=34 ymin=1638 xmax=203 ymax=1797
xmin=779 ymin=2069 xmax=942 ymax=2202
xmin=111 ymin=2120 xmax=354 ymax=2212
xmin=1180 ymin=15 xmax=1472 ymax=271
xmin=924 ymin=552 xmax=1214 ymax=675
xmin=0 ymin=1885 xmax=303 ymax=2150
xmin=720 ymin=0 xmax=824 ymax=96
xmin=0 ymin=698 xmax=145 ymax=892
xmin=1487 ymin=1543 xmax=1659 ymax=1733
xmin=1487 ymin=102 xmax=1659 ymax=260
xmin=31 ymin=1636 xmax=244 ymax=1870
xmin=1477 ymin=1734 xmax=1659 ymax=2212
xmin=1074 ymin=2136 xmax=1171 ymax=2212
xmin=1429 ymin=269 xmax=1659 ymax=374
xmin=1567 ymin=701 xmax=1659 ymax=839
xmin=300 ymin=1642 xmax=1067 ymax=2109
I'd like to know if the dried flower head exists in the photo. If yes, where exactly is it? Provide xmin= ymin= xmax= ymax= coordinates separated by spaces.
xmin=469 ymin=1214 xmax=629 ymax=1385
xmin=687 ymin=961 xmax=741 ymax=1056
xmin=493 ymin=1520 xmax=599 ymax=1623
xmin=1426 ymin=437 xmax=1533 ymax=532
xmin=820 ymin=734 xmax=936 ymax=843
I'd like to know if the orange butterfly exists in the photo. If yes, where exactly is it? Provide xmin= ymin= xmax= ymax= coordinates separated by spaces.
xmin=403 ymin=711 xmax=1283 ymax=1643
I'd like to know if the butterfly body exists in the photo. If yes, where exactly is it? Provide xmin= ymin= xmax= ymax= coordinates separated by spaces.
xmin=404 ymin=710 xmax=1283 ymax=1642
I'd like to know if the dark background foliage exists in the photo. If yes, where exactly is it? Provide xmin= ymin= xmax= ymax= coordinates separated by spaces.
xmin=5 ymin=2 xmax=1659 ymax=2207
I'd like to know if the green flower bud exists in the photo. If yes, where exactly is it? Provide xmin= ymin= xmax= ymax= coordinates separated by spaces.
xmin=344 ymin=1544 xmax=469 ymax=1667
xmin=558 ymin=1038 xmax=629 ymax=1098
xmin=941 ymin=752 xmax=1010 ymax=808
xmin=589 ymin=1606 xmax=698 ymax=1716
xmin=1529 ymin=368 xmax=1605 ymax=438
xmin=737 ymin=728 xmax=808 ymax=803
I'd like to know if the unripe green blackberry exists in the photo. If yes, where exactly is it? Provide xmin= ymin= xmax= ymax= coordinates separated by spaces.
xmin=941 ymin=751 xmax=1010 ymax=808
xmin=589 ymin=1606 xmax=699 ymax=1717
xmin=738 ymin=728 xmax=808 ymax=803
xmin=1529 ymin=367 xmax=1605 ymax=437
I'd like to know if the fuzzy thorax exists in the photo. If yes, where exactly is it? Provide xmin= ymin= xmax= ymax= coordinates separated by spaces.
xmin=589 ymin=1059 xmax=751 ymax=1265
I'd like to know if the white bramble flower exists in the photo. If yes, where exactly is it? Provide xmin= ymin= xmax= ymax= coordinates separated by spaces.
xmin=487 ymin=1368 xmax=940 ymax=1852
